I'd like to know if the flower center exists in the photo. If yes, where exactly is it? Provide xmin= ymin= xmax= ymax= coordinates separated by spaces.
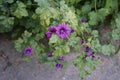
xmin=26 ymin=50 xmax=31 ymax=54
xmin=60 ymin=28 xmax=65 ymax=34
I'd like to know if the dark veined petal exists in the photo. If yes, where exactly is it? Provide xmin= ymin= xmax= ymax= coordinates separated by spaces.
xmin=24 ymin=47 xmax=34 ymax=57
xmin=81 ymin=18 xmax=86 ymax=23
xmin=60 ymin=56 xmax=65 ymax=61
xmin=56 ymin=23 xmax=71 ymax=39
xmin=45 ymin=31 xmax=52 ymax=38
xmin=56 ymin=63 xmax=62 ymax=69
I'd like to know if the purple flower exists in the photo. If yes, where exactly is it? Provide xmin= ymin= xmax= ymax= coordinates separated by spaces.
xmin=45 ymin=31 xmax=52 ymax=38
xmin=49 ymin=26 xmax=56 ymax=33
xmin=48 ymin=51 xmax=53 ymax=57
xmin=70 ymin=29 xmax=75 ymax=33
xmin=56 ymin=23 xmax=71 ymax=39
xmin=24 ymin=47 xmax=34 ymax=57
xmin=60 ymin=56 xmax=65 ymax=61
xmin=45 ymin=26 xmax=56 ymax=38
xmin=86 ymin=51 xmax=93 ymax=57
xmin=81 ymin=18 xmax=86 ymax=23
xmin=92 ymin=55 xmax=96 ymax=60
xmin=80 ymin=39 xmax=84 ymax=44
xmin=56 ymin=63 xmax=62 ymax=69
xmin=85 ymin=45 xmax=90 ymax=52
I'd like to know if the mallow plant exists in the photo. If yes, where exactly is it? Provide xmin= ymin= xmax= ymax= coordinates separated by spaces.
xmin=0 ymin=0 xmax=120 ymax=79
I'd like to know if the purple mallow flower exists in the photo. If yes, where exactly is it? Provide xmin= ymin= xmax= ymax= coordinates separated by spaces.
xmin=81 ymin=18 xmax=86 ymax=23
xmin=45 ymin=26 xmax=56 ymax=38
xmin=49 ymin=26 xmax=56 ymax=33
xmin=24 ymin=47 xmax=34 ymax=57
xmin=92 ymin=55 xmax=96 ymax=60
xmin=56 ymin=23 xmax=71 ymax=39
xmin=60 ymin=56 xmax=65 ymax=61
xmin=70 ymin=29 xmax=75 ymax=33
xmin=56 ymin=63 xmax=62 ymax=69
xmin=85 ymin=45 xmax=90 ymax=52
xmin=48 ymin=51 xmax=53 ymax=57
xmin=45 ymin=31 xmax=52 ymax=38
xmin=80 ymin=39 xmax=84 ymax=44
xmin=86 ymin=51 xmax=93 ymax=57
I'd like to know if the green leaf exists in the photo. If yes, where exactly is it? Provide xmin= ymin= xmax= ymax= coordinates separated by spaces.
xmin=91 ymin=30 xmax=99 ymax=38
xmin=35 ymin=7 xmax=59 ymax=26
xmin=45 ymin=61 xmax=56 ymax=68
xmin=79 ymin=70 xmax=89 ymax=80
xmin=14 ymin=38 xmax=24 ymax=53
xmin=29 ymin=40 xmax=37 ymax=50
xmin=82 ymin=3 xmax=91 ymax=14
xmin=0 ymin=16 xmax=14 ymax=33
xmin=35 ymin=33 xmax=43 ymax=41
xmin=60 ymin=1 xmax=78 ymax=30
xmin=73 ymin=52 xmax=89 ymax=79
xmin=81 ymin=23 xmax=91 ymax=33
xmin=97 ymin=8 xmax=109 ymax=22
xmin=73 ymin=52 xmax=86 ymax=67
xmin=38 ymin=53 xmax=47 ymax=63
xmin=111 ymin=14 xmax=120 ymax=40
xmin=64 ymin=0 xmax=81 ymax=5
xmin=101 ymin=44 xmax=115 ymax=55
xmin=91 ymin=39 xmax=101 ymax=53
xmin=54 ymin=47 xmax=64 ymax=57
xmin=88 ymin=11 xmax=98 ymax=25
xmin=88 ymin=8 xmax=108 ymax=25
xmin=112 ymin=29 xmax=120 ymax=40
xmin=4 ymin=0 xmax=14 ymax=3
xmin=49 ymin=34 xmax=59 ymax=44
xmin=22 ymin=30 xmax=32 ymax=38
xmin=105 ymin=0 xmax=112 ymax=9
xmin=21 ymin=30 xmax=32 ymax=43
xmin=85 ymin=57 xmax=99 ymax=71
xmin=74 ymin=52 xmax=99 ymax=79
xmin=110 ymin=0 xmax=118 ymax=13
xmin=63 ymin=45 xmax=70 ymax=53
xmin=34 ymin=0 xmax=50 ymax=7
xmin=68 ymin=37 xmax=80 ymax=46
xmin=13 ymin=1 xmax=28 ymax=18
xmin=115 ymin=14 xmax=120 ymax=29
xmin=23 ymin=55 xmax=34 ymax=62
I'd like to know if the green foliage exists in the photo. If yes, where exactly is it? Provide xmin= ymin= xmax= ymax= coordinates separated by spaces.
xmin=0 ymin=0 xmax=120 ymax=79
xmin=105 ymin=0 xmax=118 ymax=13
xmin=64 ymin=0 xmax=81 ymax=5
xmin=35 ymin=6 xmax=59 ymax=26
xmin=111 ymin=14 xmax=120 ymax=40
xmin=73 ymin=52 xmax=99 ymax=79
xmin=91 ymin=39 xmax=102 ymax=53
xmin=49 ymin=34 xmax=60 ymax=44
xmin=60 ymin=1 xmax=78 ymax=30
xmin=88 ymin=8 xmax=109 ymax=25
xmin=0 ymin=0 xmax=14 ymax=3
xmin=0 ymin=16 xmax=14 ymax=33
xmin=15 ymin=30 xmax=45 ymax=57
xmin=14 ymin=37 xmax=24 ymax=53
xmin=34 ymin=0 xmax=50 ymax=7
xmin=12 ymin=1 xmax=28 ymax=18
xmin=81 ymin=2 xmax=92 ymax=14
xmin=101 ymin=44 xmax=115 ymax=55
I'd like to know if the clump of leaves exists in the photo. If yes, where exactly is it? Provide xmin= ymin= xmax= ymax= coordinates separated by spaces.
xmin=0 ymin=0 xmax=120 ymax=80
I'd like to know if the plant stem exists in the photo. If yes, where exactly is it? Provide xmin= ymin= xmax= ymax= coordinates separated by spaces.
xmin=95 ymin=0 xmax=97 ymax=12
xmin=115 ymin=44 xmax=120 ymax=54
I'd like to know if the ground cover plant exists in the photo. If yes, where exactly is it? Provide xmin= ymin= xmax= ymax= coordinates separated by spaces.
xmin=0 ymin=0 xmax=120 ymax=79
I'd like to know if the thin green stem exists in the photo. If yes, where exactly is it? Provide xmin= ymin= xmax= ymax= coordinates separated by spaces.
xmin=115 ymin=44 xmax=120 ymax=54
xmin=94 ymin=0 xmax=97 ymax=12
